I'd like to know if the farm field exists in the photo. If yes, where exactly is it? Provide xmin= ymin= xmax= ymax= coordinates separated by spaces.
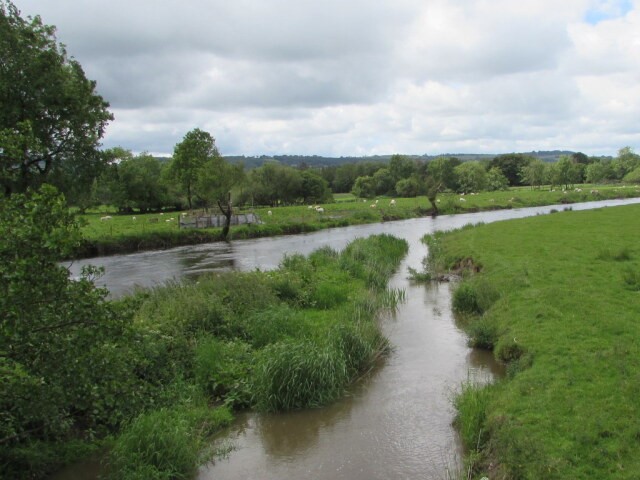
xmin=76 ymin=184 xmax=640 ymax=258
xmin=427 ymin=203 xmax=640 ymax=479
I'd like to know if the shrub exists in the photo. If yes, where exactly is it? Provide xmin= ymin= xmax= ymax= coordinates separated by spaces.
xmin=194 ymin=338 xmax=252 ymax=406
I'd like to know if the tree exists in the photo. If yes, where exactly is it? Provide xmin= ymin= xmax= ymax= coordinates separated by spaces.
xmin=0 ymin=186 xmax=128 ymax=475
xmin=373 ymin=168 xmax=395 ymax=196
xmin=454 ymin=161 xmax=487 ymax=193
xmin=585 ymin=160 xmax=614 ymax=184
xmin=486 ymin=167 xmax=509 ymax=191
xmin=351 ymin=175 xmax=376 ymax=199
xmin=490 ymin=154 xmax=533 ymax=186
xmin=426 ymin=156 xmax=460 ymax=191
xmin=117 ymin=153 xmax=169 ymax=212
xmin=520 ymin=159 xmax=547 ymax=189
xmin=195 ymin=157 xmax=244 ymax=238
xmin=170 ymin=128 xmax=219 ymax=210
xmin=549 ymin=155 xmax=581 ymax=190
xmin=388 ymin=154 xmax=416 ymax=183
xmin=300 ymin=170 xmax=332 ymax=204
xmin=0 ymin=1 xmax=113 ymax=195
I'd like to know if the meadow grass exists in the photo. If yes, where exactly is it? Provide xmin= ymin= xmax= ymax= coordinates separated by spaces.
xmin=74 ymin=183 xmax=640 ymax=258
xmin=104 ymin=234 xmax=407 ymax=478
xmin=429 ymin=203 xmax=640 ymax=479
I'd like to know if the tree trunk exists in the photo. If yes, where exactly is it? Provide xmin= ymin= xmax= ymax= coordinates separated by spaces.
xmin=217 ymin=193 xmax=232 ymax=239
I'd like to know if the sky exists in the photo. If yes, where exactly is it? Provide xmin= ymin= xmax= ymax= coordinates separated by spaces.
xmin=14 ymin=0 xmax=640 ymax=157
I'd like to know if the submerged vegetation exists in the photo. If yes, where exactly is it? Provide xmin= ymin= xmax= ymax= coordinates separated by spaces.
xmin=0 ymin=185 xmax=408 ymax=479
xmin=424 ymin=204 xmax=640 ymax=478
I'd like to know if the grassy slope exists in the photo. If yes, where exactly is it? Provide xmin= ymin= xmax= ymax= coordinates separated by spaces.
xmin=436 ymin=204 xmax=640 ymax=479
xmin=76 ymin=185 xmax=640 ymax=258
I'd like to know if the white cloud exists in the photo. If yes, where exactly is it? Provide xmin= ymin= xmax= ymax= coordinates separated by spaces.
xmin=13 ymin=0 xmax=640 ymax=156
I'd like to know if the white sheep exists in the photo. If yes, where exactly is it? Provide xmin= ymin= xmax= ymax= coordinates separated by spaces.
xmin=132 ymin=216 xmax=136 ymax=221
xmin=308 ymin=205 xmax=314 ymax=209
xmin=159 ymin=212 xmax=164 ymax=215
xmin=459 ymin=198 xmax=466 ymax=202
xmin=100 ymin=215 xmax=112 ymax=221
xmin=390 ymin=199 xmax=396 ymax=206
xmin=370 ymin=204 xmax=377 ymax=208
xmin=375 ymin=199 xmax=379 ymax=204
xmin=267 ymin=210 xmax=273 ymax=216
xmin=316 ymin=207 xmax=324 ymax=213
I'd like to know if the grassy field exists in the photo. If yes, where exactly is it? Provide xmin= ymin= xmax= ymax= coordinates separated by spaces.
xmin=425 ymin=204 xmax=640 ymax=479
xmin=75 ymin=184 xmax=640 ymax=258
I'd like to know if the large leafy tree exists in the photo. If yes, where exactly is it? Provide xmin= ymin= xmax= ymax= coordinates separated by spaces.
xmin=0 ymin=186 xmax=131 ymax=476
xmin=170 ymin=128 xmax=219 ymax=210
xmin=0 ymin=1 xmax=113 ymax=195
xmin=490 ymin=153 xmax=533 ymax=186
xmin=195 ymin=156 xmax=244 ymax=238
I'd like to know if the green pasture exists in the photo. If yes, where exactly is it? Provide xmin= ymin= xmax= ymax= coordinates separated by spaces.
xmin=76 ymin=183 xmax=640 ymax=258
xmin=427 ymin=204 xmax=640 ymax=479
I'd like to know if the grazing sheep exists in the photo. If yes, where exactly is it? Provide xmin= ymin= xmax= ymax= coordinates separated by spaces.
xmin=160 ymin=212 xmax=164 ymax=215
xmin=370 ymin=204 xmax=377 ymax=208
xmin=590 ymin=189 xmax=599 ymax=195
xmin=267 ymin=210 xmax=273 ymax=216
xmin=132 ymin=216 xmax=136 ymax=221
xmin=390 ymin=199 xmax=396 ymax=206
xmin=316 ymin=207 xmax=324 ymax=213
xmin=575 ymin=188 xmax=582 ymax=192
xmin=100 ymin=215 xmax=112 ymax=221
xmin=375 ymin=199 xmax=379 ymax=204
xmin=459 ymin=198 xmax=466 ymax=202
xmin=308 ymin=205 xmax=314 ymax=209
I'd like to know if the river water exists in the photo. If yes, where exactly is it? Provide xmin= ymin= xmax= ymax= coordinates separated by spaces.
xmin=58 ymin=198 xmax=639 ymax=480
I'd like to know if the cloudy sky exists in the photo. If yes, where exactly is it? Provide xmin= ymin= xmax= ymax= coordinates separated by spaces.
xmin=15 ymin=0 xmax=640 ymax=157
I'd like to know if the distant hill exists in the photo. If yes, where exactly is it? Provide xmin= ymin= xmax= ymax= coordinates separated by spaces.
xmin=223 ymin=150 xmax=580 ymax=169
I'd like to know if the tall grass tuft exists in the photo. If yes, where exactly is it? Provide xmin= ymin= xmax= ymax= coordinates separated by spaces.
xmin=107 ymin=405 xmax=233 ymax=480
xmin=252 ymin=340 xmax=348 ymax=411
xmin=453 ymin=382 xmax=493 ymax=453
xmin=452 ymin=278 xmax=499 ymax=315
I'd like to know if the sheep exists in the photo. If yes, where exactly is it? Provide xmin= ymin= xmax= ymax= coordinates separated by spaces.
xmin=370 ymin=204 xmax=377 ymax=208
xmin=159 ymin=212 xmax=164 ymax=215
xmin=390 ymin=199 xmax=396 ymax=206
xmin=132 ymin=216 xmax=136 ymax=221
xmin=267 ymin=210 xmax=273 ymax=216
xmin=459 ymin=198 xmax=466 ymax=202
xmin=575 ymin=188 xmax=582 ymax=192
xmin=100 ymin=215 xmax=112 ymax=221
xmin=375 ymin=199 xmax=379 ymax=204
xmin=308 ymin=205 xmax=314 ymax=209
xmin=590 ymin=189 xmax=599 ymax=195
xmin=316 ymin=207 xmax=324 ymax=213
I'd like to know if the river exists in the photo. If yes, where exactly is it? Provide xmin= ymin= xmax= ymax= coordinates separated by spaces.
xmin=57 ymin=198 xmax=640 ymax=480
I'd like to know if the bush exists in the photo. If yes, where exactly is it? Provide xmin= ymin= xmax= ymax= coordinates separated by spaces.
xmin=330 ymin=322 xmax=388 ymax=376
xmin=194 ymin=338 xmax=252 ymax=406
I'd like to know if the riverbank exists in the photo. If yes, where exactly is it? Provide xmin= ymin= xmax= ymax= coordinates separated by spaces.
xmin=426 ymin=203 xmax=640 ymax=478
xmin=74 ymin=184 xmax=640 ymax=259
